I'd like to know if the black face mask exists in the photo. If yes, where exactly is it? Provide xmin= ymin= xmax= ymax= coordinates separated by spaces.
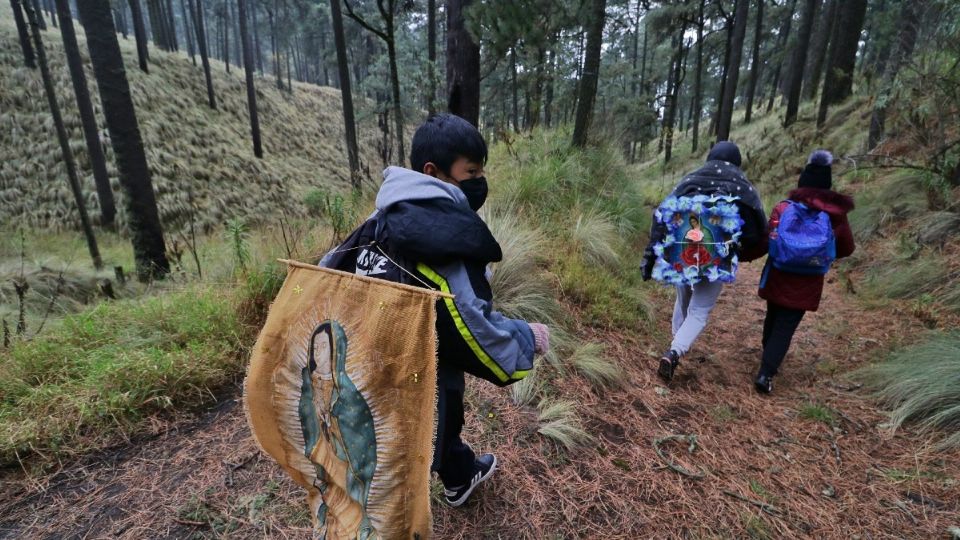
xmin=458 ymin=176 xmax=488 ymax=211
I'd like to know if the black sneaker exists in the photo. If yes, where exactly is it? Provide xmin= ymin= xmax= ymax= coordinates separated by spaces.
xmin=658 ymin=350 xmax=681 ymax=382
xmin=755 ymin=373 xmax=773 ymax=394
xmin=443 ymin=454 xmax=497 ymax=507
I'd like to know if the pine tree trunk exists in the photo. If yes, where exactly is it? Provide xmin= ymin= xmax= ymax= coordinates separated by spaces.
xmin=164 ymin=0 xmax=178 ymax=51
xmin=868 ymin=0 xmax=921 ymax=150
xmin=10 ymin=0 xmax=37 ymax=69
xmin=691 ymin=0 xmax=705 ymax=152
xmin=24 ymin=2 xmax=102 ymax=270
xmin=445 ymin=0 xmax=480 ymax=127
xmin=744 ymin=0 xmax=764 ymax=124
xmin=231 ymin=0 xmax=241 ymax=69
xmin=716 ymin=0 xmax=750 ymax=142
xmin=710 ymin=21 xmax=733 ymax=136
xmin=268 ymin=5 xmax=280 ymax=88
xmin=223 ymin=2 xmax=230 ymax=72
xmin=510 ymin=46 xmax=519 ymax=130
xmin=191 ymin=0 xmax=216 ymax=109
xmin=31 ymin=0 xmax=46 ymax=29
xmin=386 ymin=27 xmax=405 ymax=166
xmin=55 ymin=0 xmax=118 ymax=228
xmin=426 ymin=0 xmax=436 ymax=116
xmin=180 ymin=0 xmax=195 ymax=64
xmin=114 ymin=4 xmax=128 ymax=39
xmin=237 ymin=0 xmax=262 ymax=158
xmin=146 ymin=0 xmax=165 ymax=49
xmin=129 ymin=0 xmax=150 ymax=71
xmin=45 ymin=0 xmax=55 ymax=27
xmin=664 ymin=29 xmax=685 ymax=163
xmin=816 ymin=0 xmax=867 ymax=127
xmin=329 ymin=0 xmax=360 ymax=184
xmin=764 ymin=0 xmax=797 ymax=112
xmin=251 ymin=0 xmax=262 ymax=75
xmin=571 ymin=0 xmax=606 ymax=148
xmin=802 ymin=0 xmax=835 ymax=102
xmin=77 ymin=0 xmax=171 ymax=281
xmin=783 ymin=0 xmax=818 ymax=126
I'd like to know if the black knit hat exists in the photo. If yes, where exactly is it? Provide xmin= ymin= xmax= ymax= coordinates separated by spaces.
xmin=707 ymin=141 xmax=742 ymax=167
xmin=798 ymin=149 xmax=833 ymax=189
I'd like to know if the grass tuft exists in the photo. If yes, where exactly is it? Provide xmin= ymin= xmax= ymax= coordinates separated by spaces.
xmin=859 ymin=333 xmax=960 ymax=448
xmin=569 ymin=342 xmax=621 ymax=387
xmin=797 ymin=403 xmax=837 ymax=426
xmin=537 ymin=399 xmax=593 ymax=450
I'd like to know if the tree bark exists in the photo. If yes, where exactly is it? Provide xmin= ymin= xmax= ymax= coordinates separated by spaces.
xmin=802 ymin=0 xmax=835 ymax=102
xmin=571 ymin=0 xmax=606 ymax=148
xmin=710 ymin=20 xmax=734 ymax=136
xmin=716 ymin=0 xmax=750 ymax=141
xmin=165 ymin=0 xmax=178 ymax=51
xmin=55 ymin=0 xmax=118 ymax=228
xmin=10 ymin=0 xmax=37 ymax=69
xmin=180 ymin=0 xmax=195 ymax=64
xmin=446 ymin=0 xmax=480 ymax=127
xmin=664 ymin=28 xmax=686 ymax=163
xmin=816 ymin=0 xmax=867 ymax=127
xmin=237 ymin=0 xmax=262 ymax=158
xmin=115 ymin=4 xmax=128 ymax=39
xmin=783 ymin=0 xmax=818 ymax=126
xmin=191 ymin=0 xmax=216 ymax=109
xmin=764 ymin=0 xmax=797 ymax=112
xmin=222 ymin=1 xmax=230 ymax=72
xmin=77 ymin=0 xmax=171 ymax=281
xmin=30 ymin=0 xmax=46 ymax=29
xmin=426 ymin=0 xmax=436 ymax=116
xmin=744 ymin=0 xmax=764 ymax=123
xmin=510 ymin=46 xmax=519 ymax=130
xmin=251 ymin=0 xmax=262 ymax=75
xmin=386 ymin=29 xmax=405 ymax=165
xmin=868 ymin=0 xmax=921 ymax=150
xmin=129 ymin=0 xmax=150 ymax=72
xmin=24 ymin=2 xmax=102 ymax=270
xmin=329 ymin=0 xmax=360 ymax=184
xmin=691 ymin=0 xmax=705 ymax=152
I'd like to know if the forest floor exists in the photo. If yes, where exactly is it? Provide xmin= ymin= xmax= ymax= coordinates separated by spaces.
xmin=1 ymin=263 xmax=958 ymax=539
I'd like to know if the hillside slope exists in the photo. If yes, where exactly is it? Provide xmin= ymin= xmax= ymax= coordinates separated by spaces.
xmin=0 ymin=7 xmax=382 ymax=234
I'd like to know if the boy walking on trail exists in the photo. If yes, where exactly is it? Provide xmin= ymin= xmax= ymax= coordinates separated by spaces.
xmin=755 ymin=150 xmax=855 ymax=394
xmin=320 ymin=114 xmax=551 ymax=506
xmin=641 ymin=142 xmax=767 ymax=381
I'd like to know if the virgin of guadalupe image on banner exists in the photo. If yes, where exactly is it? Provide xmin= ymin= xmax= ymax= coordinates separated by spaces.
xmin=244 ymin=260 xmax=447 ymax=539
xmin=651 ymin=195 xmax=744 ymax=286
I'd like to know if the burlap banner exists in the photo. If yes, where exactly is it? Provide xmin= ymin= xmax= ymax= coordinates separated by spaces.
xmin=245 ymin=260 xmax=448 ymax=539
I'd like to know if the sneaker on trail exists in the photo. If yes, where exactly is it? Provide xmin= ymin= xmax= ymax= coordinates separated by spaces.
xmin=755 ymin=373 xmax=773 ymax=394
xmin=657 ymin=350 xmax=681 ymax=382
xmin=443 ymin=454 xmax=497 ymax=507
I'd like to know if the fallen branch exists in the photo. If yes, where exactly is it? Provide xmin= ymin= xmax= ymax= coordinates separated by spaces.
xmin=722 ymin=489 xmax=783 ymax=517
xmin=830 ymin=436 xmax=842 ymax=468
xmin=174 ymin=518 xmax=209 ymax=527
xmin=653 ymin=434 xmax=706 ymax=479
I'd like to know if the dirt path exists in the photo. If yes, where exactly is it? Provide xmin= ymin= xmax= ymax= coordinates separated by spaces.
xmin=2 ymin=264 xmax=958 ymax=539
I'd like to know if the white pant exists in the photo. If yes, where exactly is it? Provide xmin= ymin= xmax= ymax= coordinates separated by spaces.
xmin=670 ymin=281 xmax=724 ymax=356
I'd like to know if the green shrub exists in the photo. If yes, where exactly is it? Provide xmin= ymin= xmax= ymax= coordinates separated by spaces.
xmin=859 ymin=333 xmax=960 ymax=448
xmin=0 ymin=287 xmax=243 ymax=464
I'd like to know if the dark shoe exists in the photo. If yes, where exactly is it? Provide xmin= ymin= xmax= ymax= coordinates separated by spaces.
xmin=755 ymin=373 xmax=773 ymax=394
xmin=657 ymin=350 xmax=681 ymax=382
xmin=443 ymin=453 xmax=497 ymax=507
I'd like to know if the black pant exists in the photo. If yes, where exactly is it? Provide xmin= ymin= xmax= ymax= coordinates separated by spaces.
xmin=760 ymin=301 xmax=806 ymax=377
xmin=432 ymin=362 xmax=476 ymax=487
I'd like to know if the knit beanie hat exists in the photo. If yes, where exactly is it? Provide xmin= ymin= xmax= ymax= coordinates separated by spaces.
xmin=707 ymin=141 xmax=742 ymax=167
xmin=798 ymin=150 xmax=833 ymax=189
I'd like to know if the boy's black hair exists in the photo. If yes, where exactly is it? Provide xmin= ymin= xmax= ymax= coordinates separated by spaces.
xmin=409 ymin=113 xmax=488 ymax=175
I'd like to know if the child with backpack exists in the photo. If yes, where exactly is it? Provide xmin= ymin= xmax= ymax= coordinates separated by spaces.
xmin=755 ymin=150 xmax=855 ymax=394
xmin=641 ymin=142 xmax=767 ymax=381
xmin=320 ymin=114 xmax=550 ymax=506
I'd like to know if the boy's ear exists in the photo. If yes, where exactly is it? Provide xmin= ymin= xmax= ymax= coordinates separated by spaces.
xmin=422 ymin=162 xmax=439 ymax=178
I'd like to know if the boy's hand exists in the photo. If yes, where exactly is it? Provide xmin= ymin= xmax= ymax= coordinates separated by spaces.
xmin=529 ymin=323 xmax=551 ymax=355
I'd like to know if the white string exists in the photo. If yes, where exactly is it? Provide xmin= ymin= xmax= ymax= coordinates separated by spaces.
xmin=326 ymin=241 xmax=440 ymax=291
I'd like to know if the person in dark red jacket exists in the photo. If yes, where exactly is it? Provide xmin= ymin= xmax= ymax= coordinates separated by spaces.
xmin=755 ymin=150 xmax=855 ymax=393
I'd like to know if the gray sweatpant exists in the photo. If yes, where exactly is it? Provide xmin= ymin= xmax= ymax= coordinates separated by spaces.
xmin=670 ymin=281 xmax=724 ymax=356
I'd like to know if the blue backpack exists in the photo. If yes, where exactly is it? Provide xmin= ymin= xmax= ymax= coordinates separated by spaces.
xmin=768 ymin=201 xmax=836 ymax=275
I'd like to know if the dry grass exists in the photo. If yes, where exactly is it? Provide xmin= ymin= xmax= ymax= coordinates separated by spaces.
xmin=0 ymin=14 xmax=382 ymax=236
